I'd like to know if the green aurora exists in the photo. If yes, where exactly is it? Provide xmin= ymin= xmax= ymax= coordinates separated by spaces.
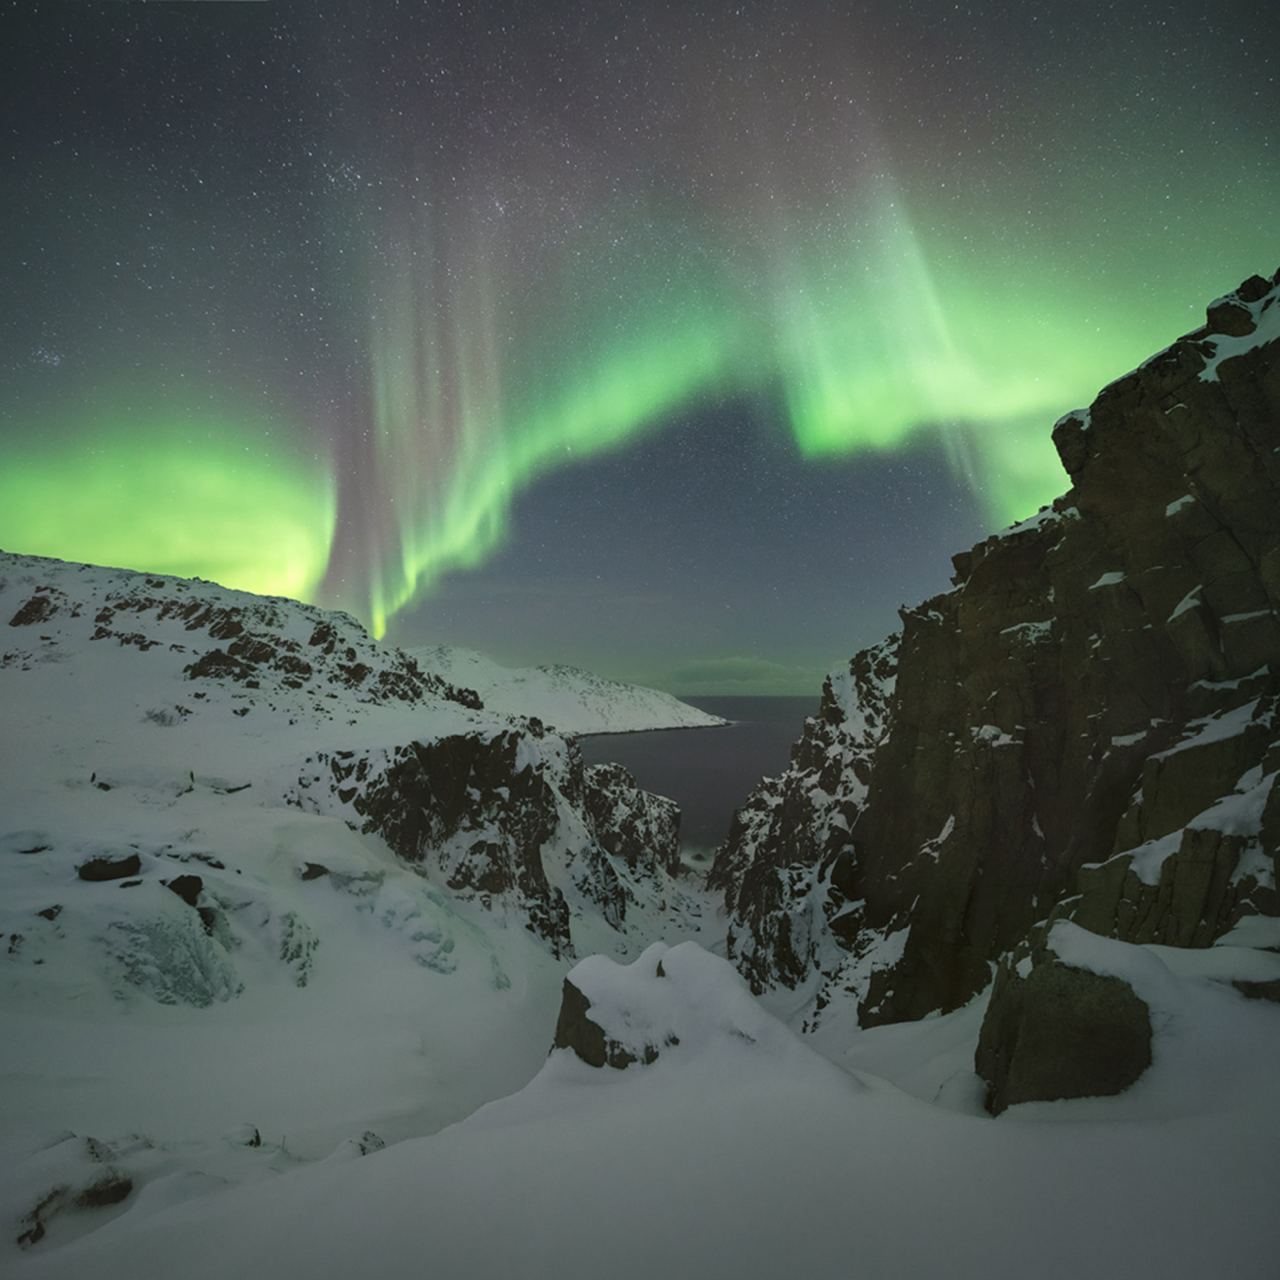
xmin=4 ymin=191 xmax=1276 ymax=638
xmin=0 ymin=417 xmax=336 ymax=602
xmin=4 ymin=0 xmax=1278 ymax=671
xmin=350 ymin=178 xmax=1278 ymax=635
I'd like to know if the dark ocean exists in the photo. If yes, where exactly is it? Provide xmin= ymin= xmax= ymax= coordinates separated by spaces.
xmin=578 ymin=695 xmax=818 ymax=859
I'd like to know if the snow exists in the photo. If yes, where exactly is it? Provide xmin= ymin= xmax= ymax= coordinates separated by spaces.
xmin=1123 ymin=765 xmax=1272 ymax=885
xmin=1089 ymin=571 xmax=1126 ymax=589
xmin=1167 ymin=586 xmax=1203 ymax=621
xmin=1053 ymin=406 xmax=1091 ymax=433
xmin=1164 ymin=494 xmax=1195 ymax=517
xmin=1152 ymin=699 xmax=1259 ymax=760
xmin=11 ymin=935 xmax=1280 ymax=1280
xmin=1128 ymin=830 xmax=1186 ymax=886
xmin=1199 ymin=291 xmax=1280 ymax=382
xmin=0 ymin=552 xmax=716 ymax=1259
xmin=919 ymin=814 xmax=955 ymax=861
xmin=410 ymin=644 xmax=726 ymax=735
xmin=995 ymin=504 xmax=1078 ymax=540
xmin=970 ymin=723 xmax=1020 ymax=747
xmin=999 ymin=619 xmax=1053 ymax=642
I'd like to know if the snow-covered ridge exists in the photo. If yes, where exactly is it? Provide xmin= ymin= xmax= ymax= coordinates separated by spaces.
xmin=410 ymin=643 xmax=726 ymax=735
xmin=0 ymin=550 xmax=719 ymax=737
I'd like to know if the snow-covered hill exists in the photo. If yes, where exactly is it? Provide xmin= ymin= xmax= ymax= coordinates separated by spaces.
xmin=410 ymin=643 xmax=726 ymax=735
xmin=0 ymin=551 xmax=714 ymax=1259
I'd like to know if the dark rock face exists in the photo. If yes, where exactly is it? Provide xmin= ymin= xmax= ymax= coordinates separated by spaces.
xmin=162 ymin=874 xmax=203 ymax=908
xmin=551 ymin=975 xmax=656 ymax=1069
xmin=976 ymin=947 xmax=1153 ymax=1115
xmin=9 ymin=591 xmax=59 ymax=627
xmin=710 ymin=636 xmax=898 ymax=997
xmin=583 ymin=762 xmax=680 ymax=876
xmin=289 ymin=730 xmax=683 ymax=957
xmin=715 ymin=270 xmax=1280 ymax=1026
xmin=302 ymin=731 xmax=572 ymax=954
xmin=77 ymin=853 xmax=142 ymax=882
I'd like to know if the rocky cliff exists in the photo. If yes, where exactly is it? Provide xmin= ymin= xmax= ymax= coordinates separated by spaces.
xmin=289 ymin=734 xmax=682 ymax=957
xmin=712 ymin=269 xmax=1280 ymax=1028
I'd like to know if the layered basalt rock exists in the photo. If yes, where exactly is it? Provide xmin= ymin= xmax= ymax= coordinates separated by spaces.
xmin=714 ymin=270 xmax=1280 ymax=1027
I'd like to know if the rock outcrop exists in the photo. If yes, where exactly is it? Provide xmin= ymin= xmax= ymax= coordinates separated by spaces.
xmin=713 ymin=270 xmax=1280 ymax=1026
xmin=289 ymin=730 xmax=686 ymax=957
xmin=975 ymin=924 xmax=1154 ymax=1115
xmin=551 ymin=972 xmax=661 ymax=1068
xmin=549 ymin=941 xmax=813 ymax=1071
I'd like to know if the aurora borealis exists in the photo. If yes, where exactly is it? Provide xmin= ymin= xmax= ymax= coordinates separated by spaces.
xmin=4 ymin=2 xmax=1278 ymax=690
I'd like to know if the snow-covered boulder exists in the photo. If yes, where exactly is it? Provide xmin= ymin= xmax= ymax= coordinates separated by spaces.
xmin=976 ymin=923 xmax=1157 ymax=1115
xmin=550 ymin=941 xmax=806 ymax=1070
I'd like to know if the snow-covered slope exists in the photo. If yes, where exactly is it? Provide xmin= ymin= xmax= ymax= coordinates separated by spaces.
xmin=13 ymin=941 xmax=1280 ymax=1280
xmin=411 ymin=643 xmax=726 ymax=735
xmin=0 ymin=551 xmax=713 ymax=1257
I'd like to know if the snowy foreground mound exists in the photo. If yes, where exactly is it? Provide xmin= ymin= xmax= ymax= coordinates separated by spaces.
xmin=11 ymin=940 xmax=1280 ymax=1280
xmin=412 ymin=644 xmax=727 ymax=735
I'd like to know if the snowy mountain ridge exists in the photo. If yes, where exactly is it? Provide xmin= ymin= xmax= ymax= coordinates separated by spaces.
xmin=409 ymin=643 xmax=727 ymax=735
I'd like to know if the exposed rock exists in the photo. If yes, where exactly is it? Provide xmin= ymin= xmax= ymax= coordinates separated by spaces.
xmin=976 ymin=942 xmax=1152 ymax=1115
xmin=9 ymin=591 xmax=59 ymax=627
xmin=710 ymin=636 xmax=897 ymax=998
xmin=74 ymin=1172 xmax=134 ymax=1208
xmin=288 ymin=730 xmax=685 ymax=958
xmin=549 ymin=943 xmax=814 ymax=1074
xmin=13 ymin=1135 xmax=136 ymax=1248
xmin=1233 ymin=978 xmax=1280 ymax=1003
xmin=1 ymin=561 xmax=479 ymax=716
xmin=162 ymin=874 xmax=203 ymax=909
xmin=583 ymin=762 xmax=680 ymax=876
xmin=716 ymin=270 xmax=1280 ymax=1026
xmin=77 ymin=853 xmax=142 ymax=882
xmin=975 ymin=923 xmax=1171 ymax=1114
xmin=551 ymin=974 xmax=654 ymax=1068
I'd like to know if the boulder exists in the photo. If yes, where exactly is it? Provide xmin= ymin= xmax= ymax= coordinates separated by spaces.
xmin=162 ymin=874 xmax=203 ymax=908
xmin=551 ymin=975 xmax=656 ymax=1069
xmin=976 ymin=945 xmax=1153 ymax=1115
xmin=77 ymin=853 xmax=142 ymax=882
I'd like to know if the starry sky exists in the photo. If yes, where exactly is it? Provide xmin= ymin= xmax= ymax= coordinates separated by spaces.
xmin=2 ymin=1 xmax=1277 ymax=692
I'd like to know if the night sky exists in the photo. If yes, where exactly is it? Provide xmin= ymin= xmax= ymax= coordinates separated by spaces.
xmin=3 ymin=2 xmax=1276 ymax=692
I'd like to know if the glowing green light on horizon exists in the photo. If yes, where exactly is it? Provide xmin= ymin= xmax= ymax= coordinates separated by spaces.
xmin=0 ymin=415 xmax=336 ymax=601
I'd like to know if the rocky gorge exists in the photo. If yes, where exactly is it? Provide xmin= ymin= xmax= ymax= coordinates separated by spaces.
xmin=709 ymin=269 xmax=1280 ymax=1104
